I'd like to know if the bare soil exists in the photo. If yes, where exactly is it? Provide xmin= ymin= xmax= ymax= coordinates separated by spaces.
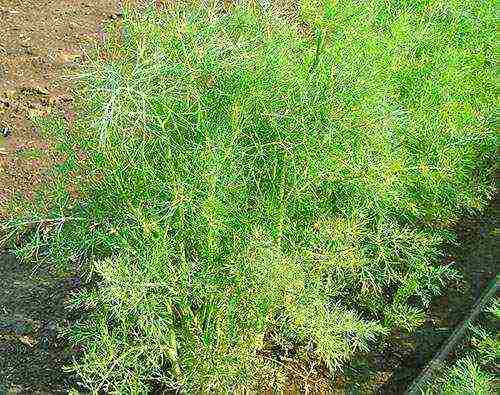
xmin=0 ymin=0 xmax=120 ymax=215
xmin=0 ymin=253 xmax=87 ymax=393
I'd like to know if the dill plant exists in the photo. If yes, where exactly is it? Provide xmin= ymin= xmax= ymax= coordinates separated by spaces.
xmin=8 ymin=0 xmax=495 ymax=391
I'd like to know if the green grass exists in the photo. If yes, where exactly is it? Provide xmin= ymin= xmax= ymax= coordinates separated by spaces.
xmin=2 ymin=0 xmax=496 ymax=392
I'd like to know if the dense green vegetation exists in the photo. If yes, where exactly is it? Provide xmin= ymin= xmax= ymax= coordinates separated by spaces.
xmin=3 ymin=0 xmax=496 ymax=391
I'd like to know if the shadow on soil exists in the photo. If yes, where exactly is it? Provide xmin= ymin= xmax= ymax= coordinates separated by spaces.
xmin=0 ymin=253 xmax=85 ymax=393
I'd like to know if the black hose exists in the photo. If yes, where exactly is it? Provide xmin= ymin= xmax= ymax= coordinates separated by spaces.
xmin=406 ymin=274 xmax=499 ymax=394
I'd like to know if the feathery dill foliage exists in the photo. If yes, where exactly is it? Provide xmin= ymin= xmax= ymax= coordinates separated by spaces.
xmin=33 ymin=0 xmax=494 ymax=391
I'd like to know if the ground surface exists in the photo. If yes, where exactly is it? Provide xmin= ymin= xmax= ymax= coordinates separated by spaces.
xmin=0 ymin=253 xmax=86 ymax=393
xmin=0 ymin=0 xmax=120 ymax=213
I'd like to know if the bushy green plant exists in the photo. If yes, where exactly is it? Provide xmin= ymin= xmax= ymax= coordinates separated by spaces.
xmin=4 ymin=0 xmax=495 ymax=391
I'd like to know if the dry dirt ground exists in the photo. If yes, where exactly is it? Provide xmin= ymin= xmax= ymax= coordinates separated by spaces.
xmin=0 ymin=0 xmax=123 ymax=215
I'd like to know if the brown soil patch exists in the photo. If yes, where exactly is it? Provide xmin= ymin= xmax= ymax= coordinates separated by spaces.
xmin=0 ymin=0 xmax=121 ymax=215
